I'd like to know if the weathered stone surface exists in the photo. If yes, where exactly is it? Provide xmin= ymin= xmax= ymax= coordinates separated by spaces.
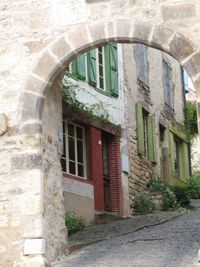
xmin=161 ymin=4 xmax=196 ymax=21
xmin=88 ymin=22 xmax=109 ymax=46
xmin=20 ymin=92 xmax=44 ymax=121
xmin=11 ymin=153 xmax=42 ymax=171
xmin=151 ymin=25 xmax=174 ymax=49
xmin=23 ymin=74 xmax=49 ymax=96
xmin=133 ymin=20 xmax=153 ymax=44
xmin=170 ymin=33 xmax=196 ymax=62
xmin=50 ymin=37 xmax=75 ymax=65
xmin=33 ymin=50 xmax=60 ymax=82
xmin=183 ymin=52 xmax=200 ymax=78
xmin=24 ymin=238 xmax=45 ymax=255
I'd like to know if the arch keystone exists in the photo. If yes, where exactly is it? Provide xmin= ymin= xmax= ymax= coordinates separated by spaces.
xmin=133 ymin=20 xmax=154 ymax=45
xmin=115 ymin=19 xmax=135 ymax=43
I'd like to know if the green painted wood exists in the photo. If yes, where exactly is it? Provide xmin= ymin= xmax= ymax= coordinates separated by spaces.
xmin=76 ymin=54 xmax=86 ymax=79
xmin=87 ymin=49 xmax=97 ymax=85
xmin=136 ymin=103 xmax=144 ymax=155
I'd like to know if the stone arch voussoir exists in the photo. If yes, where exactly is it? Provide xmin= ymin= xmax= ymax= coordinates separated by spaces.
xmin=20 ymin=18 xmax=200 ymax=126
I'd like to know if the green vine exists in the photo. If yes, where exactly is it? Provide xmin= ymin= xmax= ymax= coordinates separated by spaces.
xmin=62 ymin=73 xmax=111 ymax=125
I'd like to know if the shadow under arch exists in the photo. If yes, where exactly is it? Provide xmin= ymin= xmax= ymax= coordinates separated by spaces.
xmin=20 ymin=18 xmax=200 ymax=128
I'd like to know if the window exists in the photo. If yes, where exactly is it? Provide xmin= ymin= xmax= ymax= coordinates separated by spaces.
xmin=163 ymin=60 xmax=174 ymax=108
xmin=136 ymin=103 xmax=156 ymax=162
xmin=135 ymin=44 xmax=149 ymax=88
xmin=61 ymin=121 xmax=87 ymax=178
xmin=70 ymin=45 xmax=119 ymax=97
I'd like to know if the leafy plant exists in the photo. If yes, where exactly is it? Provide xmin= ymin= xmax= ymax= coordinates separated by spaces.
xmin=161 ymin=188 xmax=178 ymax=211
xmin=185 ymin=101 xmax=198 ymax=138
xmin=65 ymin=212 xmax=85 ymax=235
xmin=134 ymin=192 xmax=155 ymax=214
xmin=169 ymin=185 xmax=191 ymax=208
xmin=147 ymin=179 xmax=167 ymax=192
xmin=186 ymin=173 xmax=200 ymax=199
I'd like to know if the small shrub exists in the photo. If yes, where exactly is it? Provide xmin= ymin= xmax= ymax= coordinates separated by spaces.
xmin=65 ymin=212 xmax=85 ymax=235
xmin=170 ymin=185 xmax=191 ymax=208
xmin=161 ymin=188 xmax=178 ymax=211
xmin=147 ymin=179 xmax=167 ymax=193
xmin=186 ymin=173 xmax=200 ymax=199
xmin=134 ymin=192 xmax=155 ymax=214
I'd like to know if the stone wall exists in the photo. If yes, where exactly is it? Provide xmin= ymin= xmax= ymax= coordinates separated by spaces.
xmin=191 ymin=136 xmax=200 ymax=173
xmin=1 ymin=0 xmax=200 ymax=265
xmin=122 ymin=44 xmax=185 ymax=212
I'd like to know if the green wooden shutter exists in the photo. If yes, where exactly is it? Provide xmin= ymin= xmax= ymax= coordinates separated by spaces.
xmin=87 ymin=49 xmax=97 ymax=85
xmin=110 ymin=44 xmax=118 ymax=97
xmin=181 ymin=142 xmax=189 ymax=180
xmin=147 ymin=116 xmax=156 ymax=163
xmin=168 ymin=131 xmax=174 ymax=173
xmin=76 ymin=54 xmax=86 ymax=79
xmin=71 ymin=60 xmax=77 ymax=77
xmin=136 ymin=103 xmax=144 ymax=155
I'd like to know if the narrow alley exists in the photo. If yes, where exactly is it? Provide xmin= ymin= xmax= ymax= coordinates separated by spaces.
xmin=53 ymin=207 xmax=200 ymax=267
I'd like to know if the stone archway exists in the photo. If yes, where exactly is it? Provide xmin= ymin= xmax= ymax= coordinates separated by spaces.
xmin=12 ymin=19 xmax=200 ymax=266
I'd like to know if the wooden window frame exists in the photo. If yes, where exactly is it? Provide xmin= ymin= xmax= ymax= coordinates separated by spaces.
xmin=61 ymin=120 xmax=87 ymax=179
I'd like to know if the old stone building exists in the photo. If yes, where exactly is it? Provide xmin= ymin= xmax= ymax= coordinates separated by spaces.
xmin=60 ymin=43 xmax=190 ymax=225
xmin=1 ymin=0 xmax=200 ymax=266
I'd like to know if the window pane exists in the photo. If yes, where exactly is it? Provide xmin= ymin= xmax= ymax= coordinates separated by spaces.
xmin=77 ymin=140 xmax=83 ymax=163
xmin=68 ymin=137 xmax=75 ymax=161
xmin=77 ymin=127 xmax=83 ymax=140
xmin=68 ymin=123 xmax=74 ymax=137
xmin=61 ymin=158 xmax=66 ymax=172
xmin=62 ymin=133 xmax=66 ymax=157
xmin=78 ymin=164 xmax=84 ymax=177
xmin=69 ymin=161 xmax=76 ymax=175
xmin=100 ymin=77 xmax=104 ymax=89
xmin=99 ymin=65 xmax=103 ymax=77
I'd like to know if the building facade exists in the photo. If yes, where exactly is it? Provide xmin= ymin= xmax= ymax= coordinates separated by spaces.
xmin=59 ymin=43 xmax=190 ymax=224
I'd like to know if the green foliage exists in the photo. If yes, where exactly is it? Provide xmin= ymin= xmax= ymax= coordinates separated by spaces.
xmin=147 ymin=179 xmax=168 ymax=192
xmin=169 ymin=185 xmax=191 ymax=208
xmin=62 ymin=74 xmax=111 ymax=124
xmin=161 ymin=188 xmax=178 ymax=211
xmin=134 ymin=192 xmax=155 ymax=214
xmin=186 ymin=173 xmax=200 ymax=199
xmin=65 ymin=212 xmax=85 ymax=235
xmin=185 ymin=101 xmax=198 ymax=138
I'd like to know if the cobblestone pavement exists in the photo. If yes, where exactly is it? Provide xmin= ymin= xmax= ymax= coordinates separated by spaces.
xmin=53 ymin=206 xmax=200 ymax=267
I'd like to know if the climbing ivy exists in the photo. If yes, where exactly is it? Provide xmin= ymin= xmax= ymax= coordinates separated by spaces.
xmin=62 ymin=73 xmax=111 ymax=125
xmin=184 ymin=101 xmax=198 ymax=139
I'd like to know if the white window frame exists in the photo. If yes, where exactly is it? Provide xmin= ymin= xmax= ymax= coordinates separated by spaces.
xmin=62 ymin=120 xmax=87 ymax=179
xmin=96 ymin=47 xmax=106 ymax=91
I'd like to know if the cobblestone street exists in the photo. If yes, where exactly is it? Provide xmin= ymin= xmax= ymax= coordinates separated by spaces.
xmin=53 ymin=206 xmax=200 ymax=267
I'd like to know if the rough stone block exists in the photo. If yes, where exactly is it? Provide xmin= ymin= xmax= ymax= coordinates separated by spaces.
xmin=151 ymin=25 xmax=174 ymax=49
xmin=25 ymin=256 xmax=47 ymax=267
xmin=0 ymin=214 xmax=9 ymax=227
xmin=133 ymin=20 xmax=153 ymax=44
xmin=50 ymin=37 xmax=75 ymax=65
xmin=20 ymin=91 xmax=44 ymax=121
xmin=170 ymin=33 xmax=196 ymax=62
xmin=24 ymin=239 xmax=45 ymax=255
xmin=11 ymin=153 xmax=42 ymax=171
xmin=161 ymin=4 xmax=196 ymax=21
xmin=183 ymin=52 xmax=200 ymax=78
xmin=88 ymin=22 xmax=108 ymax=46
xmin=33 ymin=50 xmax=59 ymax=82
xmin=23 ymin=218 xmax=44 ymax=238
xmin=65 ymin=25 xmax=92 ymax=54
xmin=115 ymin=19 xmax=135 ymax=43
xmin=23 ymin=74 xmax=49 ymax=96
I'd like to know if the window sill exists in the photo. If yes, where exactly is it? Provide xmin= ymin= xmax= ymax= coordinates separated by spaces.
xmin=63 ymin=172 xmax=93 ymax=185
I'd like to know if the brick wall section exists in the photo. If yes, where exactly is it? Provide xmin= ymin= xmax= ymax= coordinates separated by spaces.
xmin=89 ymin=127 xmax=104 ymax=211
xmin=108 ymin=136 xmax=122 ymax=214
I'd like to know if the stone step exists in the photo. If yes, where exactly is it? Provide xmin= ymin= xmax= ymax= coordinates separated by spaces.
xmin=95 ymin=211 xmax=124 ymax=225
